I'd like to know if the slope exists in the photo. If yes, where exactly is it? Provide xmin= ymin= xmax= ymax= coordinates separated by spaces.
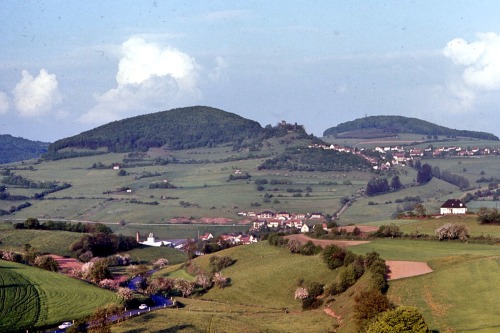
xmin=323 ymin=115 xmax=498 ymax=141
xmin=46 ymin=106 xmax=264 ymax=156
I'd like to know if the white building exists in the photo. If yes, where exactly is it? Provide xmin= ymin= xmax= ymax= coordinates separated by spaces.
xmin=140 ymin=233 xmax=172 ymax=247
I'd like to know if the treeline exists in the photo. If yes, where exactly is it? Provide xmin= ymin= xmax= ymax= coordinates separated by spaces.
xmin=0 ymin=202 xmax=31 ymax=215
xmin=1 ymin=172 xmax=66 ymax=189
xmin=258 ymin=148 xmax=371 ymax=172
xmin=70 ymin=232 xmax=138 ymax=258
xmin=413 ymin=161 xmax=470 ymax=189
xmin=0 ymin=173 xmax=71 ymax=200
xmin=46 ymin=106 xmax=264 ymax=156
xmin=323 ymin=115 xmax=499 ymax=141
xmin=13 ymin=218 xmax=113 ymax=234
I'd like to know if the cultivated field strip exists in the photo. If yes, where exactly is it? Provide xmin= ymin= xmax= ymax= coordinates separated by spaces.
xmin=0 ymin=259 xmax=119 ymax=330
xmin=0 ymin=263 xmax=41 ymax=331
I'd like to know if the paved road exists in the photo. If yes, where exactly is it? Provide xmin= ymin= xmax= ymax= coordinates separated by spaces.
xmin=48 ymin=274 xmax=173 ymax=332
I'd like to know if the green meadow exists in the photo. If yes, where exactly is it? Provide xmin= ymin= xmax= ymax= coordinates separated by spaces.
xmin=350 ymin=239 xmax=500 ymax=332
xmin=0 ymin=259 xmax=119 ymax=332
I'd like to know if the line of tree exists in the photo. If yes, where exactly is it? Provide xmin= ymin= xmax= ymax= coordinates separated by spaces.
xmin=14 ymin=218 xmax=113 ymax=234
xmin=431 ymin=166 xmax=470 ymax=189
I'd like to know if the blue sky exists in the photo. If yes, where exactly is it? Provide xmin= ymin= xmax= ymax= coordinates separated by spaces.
xmin=1 ymin=1 xmax=500 ymax=142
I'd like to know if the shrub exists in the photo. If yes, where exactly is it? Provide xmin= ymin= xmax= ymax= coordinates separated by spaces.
xmin=299 ymin=241 xmax=322 ymax=255
xmin=435 ymin=223 xmax=470 ymax=241
xmin=34 ymin=255 xmax=60 ymax=272
xmin=209 ymin=255 xmax=236 ymax=272
xmin=366 ymin=306 xmax=429 ymax=333
xmin=374 ymin=224 xmax=403 ymax=238
xmin=322 ymin=244 xmax=347 ymax=269
xmin=302 ymin=297 xmax=323 ymax=310
xmin=294 ymin=287 xmax=309 ymax=300
xmin=354 ymin=289 xmax=391 ymax=331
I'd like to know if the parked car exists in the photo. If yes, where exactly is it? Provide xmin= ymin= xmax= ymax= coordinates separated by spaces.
xmin=58 ymin=322 xmax=73 ymax=329
xmin=139 ymin=304 xmax=148 ymax=310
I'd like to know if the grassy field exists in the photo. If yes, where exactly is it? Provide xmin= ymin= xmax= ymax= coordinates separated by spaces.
xmin=0 ymin=259 xmax=119 ymax=331
xmin=124 ymin=246 xmax=188 ymax=265
xmin=349 ymin=239 xmax=500 ymax=332
xmin=111 ymin=298 xmax=336 ymax=333
xmin=0 ymin=227 xmax=82 ymax=257
xmin=1 ymin=149 xmax=371 ymax=227
xmin=159 ymin=242 xmax=338 ymax=311
xmin=396 ymin=214 xmax=500 ymax=238
xmin=114 ymin=237 xmax=500 ymax=333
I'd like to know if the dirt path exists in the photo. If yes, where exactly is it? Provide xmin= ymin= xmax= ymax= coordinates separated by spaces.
xmin=386 ymin=260 xmax=433 ymax=280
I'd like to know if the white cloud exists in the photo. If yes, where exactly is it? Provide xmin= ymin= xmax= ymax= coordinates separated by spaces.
xmin=13 ymin=69 xmax=62 ymax=117
xmin=208 ymin=56 xmax=228 ymax=82
xmin=0 ymin=92 xmax=9 ymax=114
xmin=444 ymin=32 xmax=500 ymax=90
xmin=80 ymin=37 xmax=201 ymax=124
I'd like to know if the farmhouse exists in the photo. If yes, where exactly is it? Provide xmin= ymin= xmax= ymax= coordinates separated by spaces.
xmin=440 ymin=199 xmax=467 ymax=215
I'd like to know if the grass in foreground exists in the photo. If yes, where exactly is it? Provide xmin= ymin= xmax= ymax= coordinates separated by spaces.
xmin=349 ymin=238 xmax=500 ymax=332
xmin=0 ymin=259 xmax=119 ymax=331
xmin=111 ymin=298 xmax=336 ymax=333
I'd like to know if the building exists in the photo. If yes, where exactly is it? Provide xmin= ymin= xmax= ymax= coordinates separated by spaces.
xmin=440 ymin=199 xmax=467 ymax=215
xmin=140 ymin=233 xmax=172 ymax=247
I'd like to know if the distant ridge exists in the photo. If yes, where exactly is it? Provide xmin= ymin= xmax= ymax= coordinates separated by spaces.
xmin=0 ymin=134 xmax=49 ymax=164
xmin=47 ymin=106 xmax=264 ymax=155
xmin=323 ymin=115 xmax=499 ymax=141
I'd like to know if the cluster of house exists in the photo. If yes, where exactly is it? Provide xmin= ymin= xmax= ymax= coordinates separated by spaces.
xmin=239 ymin=210 xmax=325 ymax=233
xmin=308 ymin=143 xmax=499 ymax=170
xmin=137 ymin=231 xmax=258 ymax=251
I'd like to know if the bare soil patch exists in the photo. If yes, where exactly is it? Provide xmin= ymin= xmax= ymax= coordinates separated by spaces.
xmin=285 ymin=234 xmax=370 ymax=248
xmin=199 ymin=217 xmax=233 ymax=224
xmin=168 ymin=217 xmax=235 ymax=224
xmin=50 ymin=254 xmax=82 ymax=274
xmin=386 ymin=260 xmax=433 ymax=280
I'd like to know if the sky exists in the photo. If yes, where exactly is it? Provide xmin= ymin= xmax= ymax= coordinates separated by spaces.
xmin=1 ymin=1 xmax=500 ymax=142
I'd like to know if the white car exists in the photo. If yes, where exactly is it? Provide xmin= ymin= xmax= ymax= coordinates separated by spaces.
xmin=58 ymin=322 xmax=73 ymax=329
xmin=139 ymin=304 xmax=148 ymax=310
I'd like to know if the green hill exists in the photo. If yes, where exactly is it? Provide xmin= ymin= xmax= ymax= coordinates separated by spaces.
xmin=45 ymin=106 xmax=264 ymax=158
xmin=323 ymin=115 xmax=499 ymax=141
xmin=0 ymin=134 xmax=49 ymax=164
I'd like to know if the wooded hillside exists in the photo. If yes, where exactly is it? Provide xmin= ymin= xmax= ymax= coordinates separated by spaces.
xmin=0 ymin=135 xmax=49 ymax=164
xmin=46 ymin=106 xmax=264 ymax=157
xmin=323 ymin=115 xmax=499 ymax=141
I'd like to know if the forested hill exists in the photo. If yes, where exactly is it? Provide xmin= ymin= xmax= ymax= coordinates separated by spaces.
xmin=0 ymin=134 xmax=49 ymax=164
xmin=323 ymin=115 xmax=499 ymax=141
xmin=47 ymin=106 xmax=264 ymax=155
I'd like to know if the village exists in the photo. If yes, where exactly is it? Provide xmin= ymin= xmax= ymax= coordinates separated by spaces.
xmin=308 ymin=142 xmax=499 ymax=170
xmin=138 ymin=197 xmax=468 ymax=256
